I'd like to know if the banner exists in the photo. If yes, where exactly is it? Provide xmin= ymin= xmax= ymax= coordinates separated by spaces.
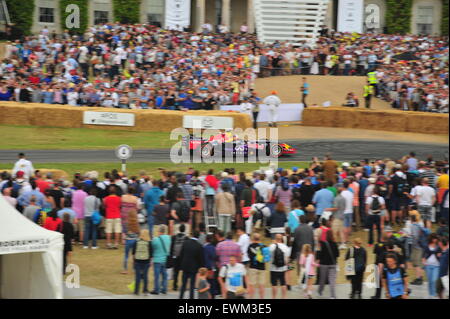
xmin=183 ymin=115 xmax=234 ymax=130
xmin=220 ymin=104 xmax=304 ymax=122
xmin=165 ymin=0 xmax=191 ymax=30
xmin=83 ymin=111 xmax=135 ymax=127
xmin=337 ymin=0 xmax=364 ymax=33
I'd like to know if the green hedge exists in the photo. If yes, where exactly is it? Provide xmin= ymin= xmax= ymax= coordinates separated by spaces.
xmin=60 ymin=0 xmax=88 ymax=34
xmin=5 ymin=0 xmax=35 ymax=36
xmin=442 ymin=0 xmax=449 ymax=36
xmin=385 ymin=0 xmax=412 ymax=34
xmin=113 ymin=0 xmax=141 ymax=24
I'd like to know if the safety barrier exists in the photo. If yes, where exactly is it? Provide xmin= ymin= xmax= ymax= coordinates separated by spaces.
xmin=0 ymin=102 xmax=253 ymax=132
xmin=302 ymin=107 xmax=449 ymax=135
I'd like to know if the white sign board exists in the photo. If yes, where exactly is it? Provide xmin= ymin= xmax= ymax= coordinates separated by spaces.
xmin=165 ymin=0 xmax=191 ymax=30
xmin=115 ymin=145 xmax=133 ymax=160
xmin=183 ymin=116 xmax=234 ymax=130
xmin=337 ymin=0 xmax=364 ymax=33
xmin=220 ymin=104 xmax=305 ymax=122
xmin=83 ymin=111 xmax=135 ymax=127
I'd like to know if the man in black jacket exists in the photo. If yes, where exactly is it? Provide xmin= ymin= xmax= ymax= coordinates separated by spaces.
xmin=170 ymin=224 xmax=187 ymax=291
xmin=178 ymin=231 xmax=205 ymax=299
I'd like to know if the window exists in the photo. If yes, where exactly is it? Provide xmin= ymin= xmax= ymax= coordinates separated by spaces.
xmin=147 ymin=14 xmax=163 ymax=27
xmin=94 ymin=10 xmax=109 ymax=25
xmin=39 ymin=7 xmax=54 ymax=23
xmin=416 ymin=6 xmax=433 ymax=35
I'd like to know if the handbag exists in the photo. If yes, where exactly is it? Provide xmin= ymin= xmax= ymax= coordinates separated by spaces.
xmin=344 ymin=247 xmax=356 ymax=276
xmin=91 ymin=199 xmax=102 ymax=225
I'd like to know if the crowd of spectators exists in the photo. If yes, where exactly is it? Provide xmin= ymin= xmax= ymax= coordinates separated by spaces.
xmin=0 ymin=23 xmax=447 ymax=112
xmin=2 ymin=151 xmax=449 ymax=299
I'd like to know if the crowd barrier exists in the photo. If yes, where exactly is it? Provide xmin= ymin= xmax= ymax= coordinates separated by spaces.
xmin=220 ymin=104 xmax=304 ymax=122
xmin=0 ymin=102 xmax=253 ymax=132
xmin=302 ymin=107 xmax=449 ymax=135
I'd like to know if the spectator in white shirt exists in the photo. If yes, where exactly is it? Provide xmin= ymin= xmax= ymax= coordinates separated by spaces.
xmin=253 ymin=174 xmax=272 ymax=202
xmin=340 ymin=180 xmax=354 ymax=244
xmin=236 ymin=228 xmax=250 ymax=264
xmin=12 ymin=153 xmax=34 ymax=180
xmin=415 ymin=178 xmax=436 ymax=228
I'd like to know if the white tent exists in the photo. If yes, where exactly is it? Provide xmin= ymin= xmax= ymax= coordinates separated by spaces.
xmin=0 ymin=194 xmax=64 ymax=299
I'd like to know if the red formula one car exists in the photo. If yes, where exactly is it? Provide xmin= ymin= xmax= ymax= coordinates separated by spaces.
xmin=181 ymin=132 xmax=297 ymax=158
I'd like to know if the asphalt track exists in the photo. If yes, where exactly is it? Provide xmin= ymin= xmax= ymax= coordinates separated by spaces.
xmin=0 ymin=139 xmax=448 ymax=163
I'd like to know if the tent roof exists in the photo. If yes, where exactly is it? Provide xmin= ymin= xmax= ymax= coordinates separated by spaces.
xmin=0 ymin=194 xmax=63 ymax=255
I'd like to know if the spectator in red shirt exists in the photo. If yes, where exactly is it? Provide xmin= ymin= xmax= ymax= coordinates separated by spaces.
xmin=103 ymin=186 xmax=122 ymax=249
xmin=35 ymin=171 xmax=51 ymax=193
xmin=43 ymin=209 xmax=63 ymax=232
xmin=28 ymin=72 xmax=40 ymax=84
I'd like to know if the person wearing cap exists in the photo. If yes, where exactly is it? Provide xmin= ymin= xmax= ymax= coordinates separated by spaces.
xmin=12 ymin=153 xmax=34 ymax=180
xmin=263 ymin=90 xmax=281 ymax=127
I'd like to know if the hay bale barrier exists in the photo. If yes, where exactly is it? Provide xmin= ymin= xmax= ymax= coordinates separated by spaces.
xmin=302 ymin=107 xmax=449 ymax=135
xmin=0 ymin=102 xmax=253 ymax=132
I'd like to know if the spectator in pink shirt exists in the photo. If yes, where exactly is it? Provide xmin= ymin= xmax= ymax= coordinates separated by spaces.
xmin=71 ymin=182 xmax=88 ymax=244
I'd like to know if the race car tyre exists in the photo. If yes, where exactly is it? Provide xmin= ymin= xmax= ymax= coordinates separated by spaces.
xmin=270 ymin=144 xmax=283 ymax=158
xmin=201 ymin=144 xmax=214 ymax=159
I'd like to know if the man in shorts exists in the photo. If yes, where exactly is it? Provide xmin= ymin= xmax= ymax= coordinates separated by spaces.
xmin=247 ymin=233 xmax=267 ymax=299
xmin=340 ymin=180 xmax=354 ymax=245
xmin=415 ymin=178 xmax=436 ymax=229
xmin=269 ymin=234 xmax=289 ymax=299
xmin=103 ymin=186 xmax=122 ymax=249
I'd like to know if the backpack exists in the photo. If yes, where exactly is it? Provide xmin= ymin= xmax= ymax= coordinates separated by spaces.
xmin=173 ymin=234 xmax=186 ymax=258
xmin=177 ymin=200 xmax=191 ymax=222
xmin=272 ymin=244 xmax=286 ymax=267
xmin=281 ymin=177 xmax=290 ymax=191
xmin=253 ymin=204 xmax=267 ymax=224
xmin=416 ymin=224 xmax=432 ymax=249
xmin=135 ymin=239 xmax=150 ymax=261
xmin=255 ymin=244 xmax=271 ymax=264
xmin=370 ymin=196 xmax=381 ymax=214
xmin=33 ymin=209 xmax=48 ymax=227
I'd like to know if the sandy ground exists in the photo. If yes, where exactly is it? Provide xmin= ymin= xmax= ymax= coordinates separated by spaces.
xmin=255 ymin=75 xmax=391 ymax=110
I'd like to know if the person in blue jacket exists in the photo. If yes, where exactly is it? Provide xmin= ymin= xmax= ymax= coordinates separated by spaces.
xmin=144 ymin=181 xmax=164 ymax=238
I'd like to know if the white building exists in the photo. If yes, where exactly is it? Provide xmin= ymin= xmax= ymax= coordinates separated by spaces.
xmin=14 ymin=0 xmax=445 ymax=36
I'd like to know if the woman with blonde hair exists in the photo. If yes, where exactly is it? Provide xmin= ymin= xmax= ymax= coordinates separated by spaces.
xmin=299 ymin=243 xmax=318 ymax=298
xmin=345 ymin=238 xmax=367 ymax=299
xmin=196 ymin=267 xmax=211 ymax=299
xmin=131 ymin=229 xmax=152 ymax=296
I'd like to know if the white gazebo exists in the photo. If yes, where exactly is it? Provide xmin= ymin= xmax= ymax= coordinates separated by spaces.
xmin=0 ymin=194 xmax=64 ymax=299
